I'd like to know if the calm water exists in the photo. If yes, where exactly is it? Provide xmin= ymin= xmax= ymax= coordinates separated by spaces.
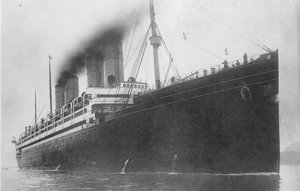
xmin=1 ymin=166 xmax=299 ymax=191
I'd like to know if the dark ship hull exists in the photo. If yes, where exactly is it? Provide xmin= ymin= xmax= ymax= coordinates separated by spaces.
xmin=16 ymin=52 xmax=279 ymax=173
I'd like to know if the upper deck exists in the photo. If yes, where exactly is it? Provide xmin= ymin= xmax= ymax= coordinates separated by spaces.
xmin=164 ymin=51 xmax=278 ymax=87
xmin=133 ymin=50 xmax=278 ymax=105
xmin=15 ymin=82 xmax=148 ymax=149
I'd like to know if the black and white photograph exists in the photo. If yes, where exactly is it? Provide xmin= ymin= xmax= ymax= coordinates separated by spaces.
xmin=1 ymin=0 xmax=300 ymax=190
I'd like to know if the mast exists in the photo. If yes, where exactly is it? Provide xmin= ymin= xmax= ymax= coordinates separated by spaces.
xmin=149 ymin=0 xmax=161 ymax=89
xmin=35 ymin=90 xmax=37 ymax=124
xmin=49 ymin=54 xmax=53 ymax=114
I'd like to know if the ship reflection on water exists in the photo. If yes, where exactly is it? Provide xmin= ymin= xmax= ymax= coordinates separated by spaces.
xmin=2 ymin=169 xmax=282 ymax=191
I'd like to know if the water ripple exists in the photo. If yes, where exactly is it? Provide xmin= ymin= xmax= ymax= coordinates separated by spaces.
xmin=1 ymin=166 xmax=299 ymax=191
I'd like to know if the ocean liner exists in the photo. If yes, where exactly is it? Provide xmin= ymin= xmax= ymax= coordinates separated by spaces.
xmin=12 ymin=0 xmax=279 ymax=173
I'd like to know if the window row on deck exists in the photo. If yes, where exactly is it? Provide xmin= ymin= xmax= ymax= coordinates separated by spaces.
xmin=18 ymin=93 xmax=92 ymax=144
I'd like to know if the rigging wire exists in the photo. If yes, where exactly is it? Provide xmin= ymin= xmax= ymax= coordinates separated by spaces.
xmin=163 ymin=54 xmax=173 ymax=87
xmin=155 ymin=0 xmax=225 ymax=68
xmin=135 ymin=41 xmax=148 ymax=80
xmin=156 ymin=27 xmax=180 ymax=78
xmin=129 ymin=25 xmax=151 ymax=78
xmin=122 ymin=28 xmax=150 ymax=106
xmin=196 ymin=10 xmax=273 ymax=54
xmin=256 ymin=39 xmax=273 ymax=52
xmin=123 ymin=25 xmax=132 ymax=58
xmin=30 ymin=105 xmax=46 ymax=126
xmin=124 ymin=22 xmax=137 ymax=68
xmin=232 ymin=30 xmax=272 ymax=53
xmin=124 ymin=30 xmax=147 ymax=69
xmin=124 ymin=3 xmax=146 ymax=68
xmin=227 ymin=26 xmax=273 ymax=53
xmin=185 ymin=38 xmax=225 ymax=61
xmin=121 ymin=25 xmax=151 ymax=96
xmin=161 ymin=41 xmax=178 ymax=79
xmin=165 ymin=29 xmax=225 ymax=61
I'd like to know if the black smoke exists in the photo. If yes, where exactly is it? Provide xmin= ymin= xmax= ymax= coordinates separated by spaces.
xmin=56 ymin=53 xmax=86 ymax=85
xmin=55 ymin=5 xmax=147 ymax=86
xmin=56 ymin=24 xmax=127 ymax=86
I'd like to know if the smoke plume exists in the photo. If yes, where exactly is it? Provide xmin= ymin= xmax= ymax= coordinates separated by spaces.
xmin=56 ymin=10 xmax=145 ymax=85
xmin=56 ymin=24 xmax=126 ymax=85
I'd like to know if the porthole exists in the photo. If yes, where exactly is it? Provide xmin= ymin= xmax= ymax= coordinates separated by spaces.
xmin=240 ymin=86 xmax=252 ymax=101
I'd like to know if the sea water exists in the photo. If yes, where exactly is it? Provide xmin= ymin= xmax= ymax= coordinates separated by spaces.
xmin=1 ymin=165 xmax=299 ymax=191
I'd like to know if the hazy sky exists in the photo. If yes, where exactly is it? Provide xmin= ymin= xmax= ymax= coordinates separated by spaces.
xmin=1 ymin=0 xmax=300 ymax=167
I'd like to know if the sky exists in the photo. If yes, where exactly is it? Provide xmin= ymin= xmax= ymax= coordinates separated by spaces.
xmin=1 ymin=0 xmax=300 ymax=167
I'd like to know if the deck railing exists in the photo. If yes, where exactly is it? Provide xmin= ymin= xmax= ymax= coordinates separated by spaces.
xmin=162 ymin=53 xmax=268 ymax=87
xmin=17 ymin=97 xmax=91 ymax=147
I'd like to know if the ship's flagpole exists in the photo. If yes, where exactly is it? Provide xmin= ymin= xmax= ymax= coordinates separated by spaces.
xmin=49 ymin=54 xmax=53 ymax=114
xmin=149 ymin=0 xmax=161 ymax=89
xmin=35 ymin=89 xmax=37 ymax=124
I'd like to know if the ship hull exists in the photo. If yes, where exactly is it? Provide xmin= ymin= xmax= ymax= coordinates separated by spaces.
xmin=16 ymin=54 xmax=279 ymax=173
